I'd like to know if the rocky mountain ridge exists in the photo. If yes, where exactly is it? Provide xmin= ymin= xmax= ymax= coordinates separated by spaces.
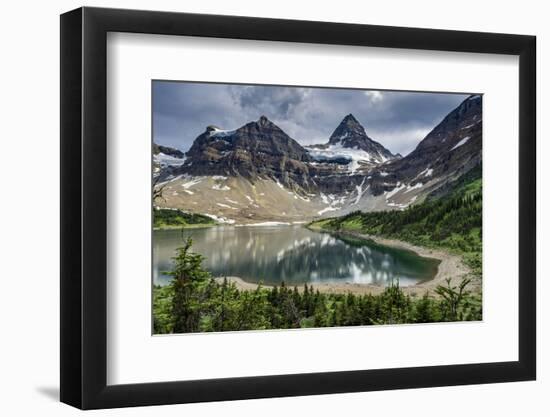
xmin=154 ymin=95 xmax=482 ymax=223
xmin=173 ymin=115 xmax=318 ymax=193
xmin=365 ymin=94 xmax=482 ymax=201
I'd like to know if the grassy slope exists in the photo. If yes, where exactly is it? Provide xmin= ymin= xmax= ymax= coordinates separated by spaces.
xmin=310 ymin=166 xmax=482 ymax=276
xmin=153 ymin=208 xmax=216 ymax=229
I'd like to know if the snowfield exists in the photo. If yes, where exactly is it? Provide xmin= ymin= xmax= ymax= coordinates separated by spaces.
xmin=154 ymin=152 xmax=186 ymax=167
xmin=307 ymin=143 xmax=388 ymax=173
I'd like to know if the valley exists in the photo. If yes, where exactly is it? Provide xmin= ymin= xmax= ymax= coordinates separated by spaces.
xmin=154 ymin=95 xmax=482 ymax=225
xmin=151 ymin=87 xmax=483 ymax=333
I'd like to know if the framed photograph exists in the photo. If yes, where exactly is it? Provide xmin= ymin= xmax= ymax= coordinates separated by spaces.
xmin=60 ymin=7 xmax=536 ymax=409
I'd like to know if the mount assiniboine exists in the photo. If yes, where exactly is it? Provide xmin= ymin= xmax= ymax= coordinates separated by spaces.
xmin=154 ymin=95 xmax=482 ymax=224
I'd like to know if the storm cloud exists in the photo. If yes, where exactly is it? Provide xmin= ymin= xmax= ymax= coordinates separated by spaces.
xmin=153 ymin=81 xmax=470 ymax=156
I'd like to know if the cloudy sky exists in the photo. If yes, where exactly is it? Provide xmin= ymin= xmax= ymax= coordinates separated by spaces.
xmin=153 ymin=81 xmax=469 ymax=156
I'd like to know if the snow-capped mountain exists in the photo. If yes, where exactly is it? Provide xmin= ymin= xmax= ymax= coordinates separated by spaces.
xmin=307 ymin=114 xmax=399 ymax=173
xmin=172 ymin=115 xmax=316 ymax=193
xmin=154 ymin=95 xmax=482 ymax=224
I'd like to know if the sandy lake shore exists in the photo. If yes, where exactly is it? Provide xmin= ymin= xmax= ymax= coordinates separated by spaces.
xmin=215 ymin=230 xmax=479 ymax=298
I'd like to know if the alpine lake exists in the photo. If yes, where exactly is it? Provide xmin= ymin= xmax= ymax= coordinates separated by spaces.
xmin=153 ymin=225 xmax=440 ymax=288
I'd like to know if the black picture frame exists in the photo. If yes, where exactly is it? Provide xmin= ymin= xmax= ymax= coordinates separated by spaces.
xmin=60 ymin=6 xmax=536 ymax=410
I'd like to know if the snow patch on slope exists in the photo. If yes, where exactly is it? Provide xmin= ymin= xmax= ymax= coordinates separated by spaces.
xmin=216 ymin=203 xmax=238 ymax=210
xmin=318 ymin=206 xmax=339 ymax=216
xmin=414 ymin=167 xmax=434 ymax=179
xmin=224 ymin=197 xmax=239 ymax=205
xmin=204 ymin=213 xmax=235 ymax=224
xmin=383 ymin=182 xmax=423 ymax=210
xmin=385 ymin=183 xmax=406 ymax=199
xmin=354 ymin=178 xmax=369 ymax=205
xmin=209 ymin=127 xmax=236 ymax=138
xmin=318 ymin=192 xmax=347 ymax=215
xmin=181 ymin=177 xmax=203 ymax=189
xmin=451 ymin=136 xmax=471 ymax=151
xmin=404 ymin=183 xmax=423 ymax=193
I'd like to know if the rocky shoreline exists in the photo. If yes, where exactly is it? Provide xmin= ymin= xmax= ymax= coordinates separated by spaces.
xmin=215 ymin=229 xmax=478 ymax=298
xmin=339 ymin=230 xmax=478 ymax=295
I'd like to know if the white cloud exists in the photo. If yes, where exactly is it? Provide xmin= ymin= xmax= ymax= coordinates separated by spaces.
xmin=364 ymin=90 xmax=384 ymax=102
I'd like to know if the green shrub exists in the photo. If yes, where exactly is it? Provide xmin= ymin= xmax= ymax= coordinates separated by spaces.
xmin=153 ymin=208 xmax=215 ymax=228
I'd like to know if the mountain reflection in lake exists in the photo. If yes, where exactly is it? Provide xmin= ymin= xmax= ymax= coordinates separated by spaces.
xmin=153 ymin=225 xmax=439 ymax=287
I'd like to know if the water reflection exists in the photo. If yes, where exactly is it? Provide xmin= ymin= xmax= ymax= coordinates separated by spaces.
xmin=153 ymin=225 xmax=439 ymax=287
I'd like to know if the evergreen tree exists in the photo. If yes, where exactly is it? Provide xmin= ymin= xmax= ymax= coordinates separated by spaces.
xmin=169 ymin=237 xmax=210 ymax=333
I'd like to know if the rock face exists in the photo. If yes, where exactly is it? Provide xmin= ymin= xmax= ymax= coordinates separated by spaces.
xmin=368 ymin=94 xmax=482 ymax=197
xmin=178 ymin=115 xmax=316 ymax=192
xmin=153 ymin=143 xmax=185 ymax=158
xmin=155 ymin=95 xmax=482 ymax=223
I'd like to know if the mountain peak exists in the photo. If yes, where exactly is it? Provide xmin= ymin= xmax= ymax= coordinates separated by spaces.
xmin=257 ymin=115 xmax=273 ymax=127
xmin=179 ymin=115 xmax=314 ymax=191
xmin=326 ymin=114 xmax=396 ymax=162
xmin=343 ymin=113 xmax=359 ymax=123
xmin=329 ymin=114 xmax=367 ymax=145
